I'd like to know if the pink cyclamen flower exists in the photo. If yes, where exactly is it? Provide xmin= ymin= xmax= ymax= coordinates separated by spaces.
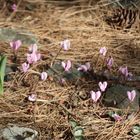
xmin=127 ymin=90 xmax=136 ymax=102
xmin=28 ymin=94 xmax=37 ymax=102
xmin=29 ymin=44 xmax=38 ymax=53
xmin=98 ymin=81 xmax=107 ymax=92
xmin=10 ymin=40 xmax=22 ymax=51
xmin=107 ymin=57 xmax=114 ymax=69
xmin=27 ymin=52 xmax=41 ymax=64
xmin=61 ymin=39 xmax=70 ymax=51
xmin=22 ymin=62 xmax=29 ymax=72
xmin=11 ymin=4 xmax=17 ymax=11
xmin=61 ymin=60 xmax=71 ymax=71
xmin=119 ymin=66 xmax=129 ymax=77
xmin=99 ymin=47 xmax=107 ymax=56
xmin=112 ymin=113 xmax=122 ymax=121
xmin=90 ymin=90 xmax=101 ymax=102
xmin=77 ymin=62 xmax=90 ymax=72
xmin=41 ymin=72 xmax=48 ymax=81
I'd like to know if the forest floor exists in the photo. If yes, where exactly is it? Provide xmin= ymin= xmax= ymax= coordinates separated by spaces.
xmin=0 ymin=1 xmax=140 ymax=140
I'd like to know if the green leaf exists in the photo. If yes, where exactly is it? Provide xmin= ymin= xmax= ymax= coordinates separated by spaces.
xmin=74 ymin=127 xmax=84 ymax=137
xmin=69 ymin=120 xmax=84 ymax=140
xmin=0 ymin=56 xmax=7 ymax=95
xmin=132 ymin=125 xmax=140 ymax=134
xmin=69 ymin=120 xmax=78 ymax=128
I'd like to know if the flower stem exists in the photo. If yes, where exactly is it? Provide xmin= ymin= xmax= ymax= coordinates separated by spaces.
xmin=51 ymin=47 xmax=62 ymax=67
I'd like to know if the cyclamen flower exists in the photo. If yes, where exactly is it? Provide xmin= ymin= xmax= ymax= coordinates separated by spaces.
xmin=10 ymin=40 xmax=22 ymax=51
xmin=61 ymin=60 xmax=71 ymax=71
xmin=98 ymin=81 xmax=107 ymax=92
xmin=27 ymin=44 xmax=41 ymax=64
xmin=90 ymin=90 xmax=101 ymax=102
xmin=29 ymin=44 xmax=38 ymax=53
xmin=119 ymin=66 xmax=128 ymax=77
xmin=99 ymin=47 xmax=107 ymax=56
xmin=119 ymin=66 xmax=133 ymax=80
xmin=77 ymin=62 xmax=90 ymax=72
xmin=41 ymin=72 xmax=48 ymax=81
xmin=11 ymin=4 xmax=17 ymax=11
xmin=27 ymin=52 xmax=41 ymax=64
xmin=28 ymin=94 xmax=37 ymax=102
xmin=61 ymin=39 xmax=70 ymax=51
xmin=106 ymin=57 xmax=114 ymax=69
xmin=112 ymin=113 xmax=122 ymax=121
xmin=127 ymin=90 xmax=136 ymax=102
xmin=22 ymin=62 xmax=29 ymax=72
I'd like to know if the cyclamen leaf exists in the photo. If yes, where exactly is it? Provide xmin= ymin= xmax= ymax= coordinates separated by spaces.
xmin=132 ymin=125 xmax=140 ymax=134
xmin=69 ymin=120 xmax=84 ymax=140
xmin=0 ymin=56 xmax=7 ymax=95
xmin=69 ymin=120 xmax=78 ymax=128
xmin=74 ymin=127 xmax=84 ymax=137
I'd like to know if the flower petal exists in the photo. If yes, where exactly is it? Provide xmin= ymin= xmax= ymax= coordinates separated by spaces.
xmin=119 ymin=66 xmax=128 ymax=77
xmin=99 ymin=47 xmax=107 ymax=56
xmin=103 ymin=81 xmax=107 ymax=88
xmin=96 ymin=91 xmax=101 ymax=101
xmin=77 ymin=65 xmax=88 ymax=72
xmin=99 ymin=81 xmax=107 ymax=92
xmin=107 ymin=57 xmax=113 ymax=68
xmin=41 ymin=72 xmax=48 ymax=81
xmin=11 ymin=4 xmax=17 ymax=11
xmin=127 ymin=90 xmax=136 ymax=102
xmin=90 ymin=90 xmax=101 ymax=102
xmin=61 ymin=39 xmax=70 ymax=51
xmin=10 ymin=40 xmax=22 ymax=50
xmin=22 ymin=62 xmax=29 ymax=72
xmin=90 ymin=91 xmax=96 ymax=101
xmin=28 ymin=94 xmax=37 ymax=102
xmin=65 ymin=60 xmax=71 ymax=71
xmin=112 ymin=113 xmax=122 ymax=121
